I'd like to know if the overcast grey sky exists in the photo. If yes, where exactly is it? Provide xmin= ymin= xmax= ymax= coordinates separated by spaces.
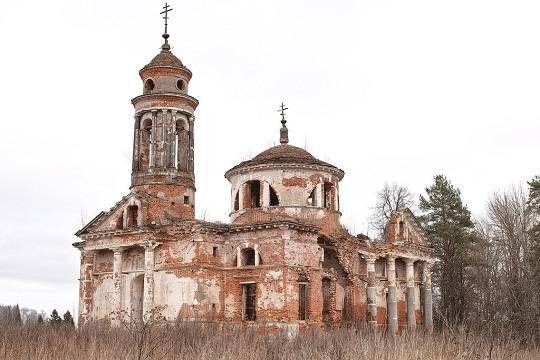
xmin=0 ymin=0 xmax=539 ymax=315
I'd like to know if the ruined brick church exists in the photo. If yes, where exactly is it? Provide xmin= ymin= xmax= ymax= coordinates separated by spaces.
xmin=74 ymin=18 xmax=434 ymax=334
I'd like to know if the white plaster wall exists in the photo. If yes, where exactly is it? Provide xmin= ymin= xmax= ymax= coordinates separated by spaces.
xmin=93 ymin=276 xmax=113 ymax=320
xmin=153 ymin=272 xmax=221 ymax=321
xmin=258 ymin=270 xmax=285 ymax=310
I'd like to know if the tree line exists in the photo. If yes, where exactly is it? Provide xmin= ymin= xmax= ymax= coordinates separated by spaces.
xmin=0 ymin=305 xmax=74 ymax=326
xmin=371 ymin=175 xmax=540 ymax=340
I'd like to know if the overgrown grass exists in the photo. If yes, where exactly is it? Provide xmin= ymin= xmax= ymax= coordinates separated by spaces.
xmin=0 ymin=322 xmax=538 ymax=360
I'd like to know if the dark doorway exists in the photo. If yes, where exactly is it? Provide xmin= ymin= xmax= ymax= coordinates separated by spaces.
xmin=322 ymin=277 xmax=331 ymax=323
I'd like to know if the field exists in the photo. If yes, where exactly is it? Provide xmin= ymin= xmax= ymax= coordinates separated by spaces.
xmin=0 ymin=322 xmax=538 ymax=360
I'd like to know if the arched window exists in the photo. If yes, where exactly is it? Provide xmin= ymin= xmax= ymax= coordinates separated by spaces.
xmin=144 ymin=79 xmax=155 ymax=94
xmin=116 ymin=212 xmax=124 ymax=230
xmin=398 ymin=220 xmax=405 ymax=239
xmin=307 ymin=187 xmax=316 ymax=206
xmin=176 ymin=79 xmax=185 ymax=91
xmin=323 ymin=182 xmax=337 ymax=210
xmin=233 ymin=191 xmax=239 ymax=211
xmin=243 ymin=181 xmax=261 ymax=208
xmin=236 ymin=247 xmax=262 ymax=267
xmin=139 ymin=118 xmax=152 ymax=170
xmin=269 ymin=185 xmax=279 ymax=206
xmin=175 ymin=119 xmax=189 ymax=171
xmin=127 ymin=205 xmax=139 ymax=227
xmin=241 ymin=248 xmax=256 ymax=266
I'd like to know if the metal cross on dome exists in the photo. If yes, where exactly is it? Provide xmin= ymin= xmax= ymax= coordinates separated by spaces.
xmin=278 ymin=102 xmax=289 ymax=125
xmin=161 ymin=2 xmax=173 ymax=35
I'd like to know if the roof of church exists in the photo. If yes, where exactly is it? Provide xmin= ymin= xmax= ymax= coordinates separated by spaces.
xmin=144 ymin=48 xmax=184 ymax=69
xmin=226 ymin=144 xmax=343 ymax=177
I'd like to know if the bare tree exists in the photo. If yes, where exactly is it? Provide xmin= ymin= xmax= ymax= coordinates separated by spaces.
xmin=471 ymin=185 xmax=538 ymax=339
xmin=369 ymin=182 xmax=415 ymax=239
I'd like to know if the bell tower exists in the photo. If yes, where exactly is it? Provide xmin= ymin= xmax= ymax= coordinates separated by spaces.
xmin=130 ymin=3 xmax=199 ymax=220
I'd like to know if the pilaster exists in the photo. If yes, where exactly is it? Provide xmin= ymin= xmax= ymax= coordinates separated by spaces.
xmin=141 ymin=241 xmax=160 ymax=322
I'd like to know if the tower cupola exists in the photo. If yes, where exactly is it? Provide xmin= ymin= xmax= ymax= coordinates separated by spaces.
xmin=129 ymin=4 xmax=199 ymax=221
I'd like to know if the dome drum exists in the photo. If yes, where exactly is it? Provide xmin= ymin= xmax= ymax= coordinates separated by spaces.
xmin=227 ymin=167 xmax=341 ymax=223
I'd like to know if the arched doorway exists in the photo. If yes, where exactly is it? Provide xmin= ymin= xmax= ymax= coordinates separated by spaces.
xmin=131 ymin=274 xmax=144 ymax=322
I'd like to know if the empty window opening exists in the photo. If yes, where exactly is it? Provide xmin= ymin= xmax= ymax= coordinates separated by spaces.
xmin=116 ymin=213 xmax=124 ymax=230
xmin=175 ymin=119 xmax=189 ymax=171
xmin=398 ymin=220 xmax=404 ymax=239
xmin=233 ymin=191 xmax=239 ymax=211
xmin=298 ymin=278 xmax=309 ymax=320
xmin=323 ymin=182 xmax=334 ymax=209
xmin=183 ymin=195 xmax=190 ymax=205
xmin=139 ymin=118 xmax=153 ymax=170
xmin=144 ymin=79 xmax=155 ymax=93
xmin=241 ymin=248 xmax=256 ymax=266
xmin=244 ymin=180 xmax=261 ymax=208
xmin=269 ymin=186 xmax=279 ymax=206
xmin=242 ymin=283 xmax=257 ymax=321
xmin=308 ymin=187 xmax=316 ymax=206
xmin=127 ymin=205 xmax=139 ymax=227
xmin=212 ymin=246 xmax=218 ymax=257
xmin=177 ymin=79 xmax=185 ymax=91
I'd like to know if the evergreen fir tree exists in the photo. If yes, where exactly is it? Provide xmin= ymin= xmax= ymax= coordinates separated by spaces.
xmin=13 ymin=304 xmax=21 ymax=324
xmin=527 ymin=176 xmax=540 ymax=327
xmin=49 ymin=309 xmax=62 ymax=325
xmin=62 ymin=311 xmax=75 ymax=326
xmin=420 ymin=175 xmax=477 ymax=324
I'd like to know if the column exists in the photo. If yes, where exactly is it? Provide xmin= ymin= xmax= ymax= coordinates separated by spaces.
xmin=315 ymin=183 xmax=323 ymax=208
xmin=262 ymin=182 xmax=270 ymax=207
xmin=254 ymin=244 xmax=260 ymax=266
xmin=366 ymin=255 xmax=378 ymax=329
xmin=386 ymin=255 xmax=398 ymax=334
xmin=78 ymin=250 xmax=95 ymax=326
xmin=111 ymin=248 xmax=124 ymax=326
xmin=141 ymin=241 xmax=160 ymax=322
xmin=149 ymin=111 xmax=157 ymax=168
xmin=188 ymin=115 xmax=195 ymax=173
xmin=132 ymin=115 xmax=141 ymax=172
xmin=423 ymin=261 xmax=433 ymax=332
xmin=236 ymin=247 xmax=241 ymax=267
xmin=405 ymin=258 xmax=416 ymax=329
xmin=238 ymin=185 xmax=244 ymax=211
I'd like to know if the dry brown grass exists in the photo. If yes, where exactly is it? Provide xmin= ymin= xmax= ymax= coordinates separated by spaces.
xmin=0 ymin=322 xmax=538 ymax=360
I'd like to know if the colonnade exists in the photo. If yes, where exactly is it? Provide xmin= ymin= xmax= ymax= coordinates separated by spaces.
xmin=78 ymin=240 xmax=160 ymax=326
xmin=363 ymin=253 xmax=433 ymax=333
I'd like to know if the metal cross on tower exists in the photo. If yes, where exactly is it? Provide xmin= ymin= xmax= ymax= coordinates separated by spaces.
xmin=161 ymin=2 xmax=173 ymax=35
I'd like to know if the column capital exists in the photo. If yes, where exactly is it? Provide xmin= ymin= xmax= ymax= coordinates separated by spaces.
xmin=111 ymin=247 xmax=125 ymax=254
xmin=80 ymin=249 xmax=95 ymax=256
xmin=385 ymin=254 xmax=396 ymax=262
xmin=361 ymin=253 xmax=378 ymax=264
xmin=404 ymin=257 xmax=416 ymax=265
xmin=140 ymin=240 xmax=161 ymax=250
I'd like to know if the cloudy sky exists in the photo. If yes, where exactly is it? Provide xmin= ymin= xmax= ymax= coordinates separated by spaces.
xmin=0 ymin=0 xmax=539 ymax=315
